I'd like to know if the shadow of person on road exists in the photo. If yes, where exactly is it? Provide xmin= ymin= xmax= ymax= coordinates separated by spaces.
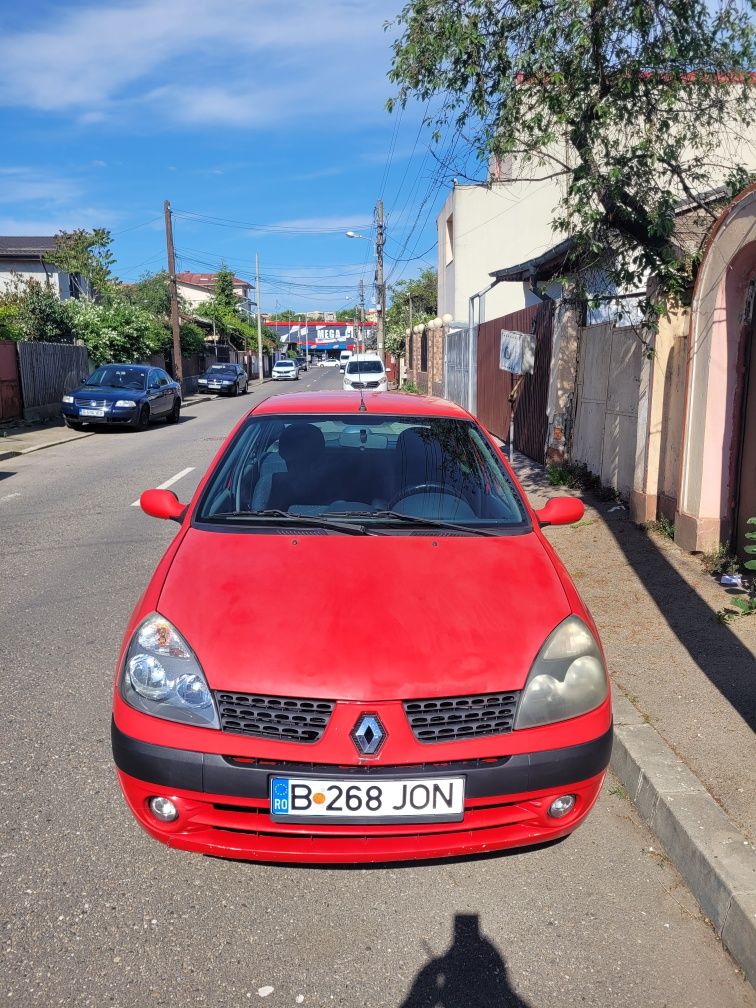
xmin=400 ymin=914 xmax=530 ymax=1008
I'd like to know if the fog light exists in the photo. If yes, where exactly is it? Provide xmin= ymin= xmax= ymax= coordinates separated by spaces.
xmin=548 ymin=794 xmax=576 ymax=818
xmin=149 ymin=797 xmax=178 ymax=822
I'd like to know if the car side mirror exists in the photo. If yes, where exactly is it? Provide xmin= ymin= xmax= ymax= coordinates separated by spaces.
xmin=535 ymin=497 xmax=585 ymax=527
xmin=140 ymin=489 xmax=187 ymax=522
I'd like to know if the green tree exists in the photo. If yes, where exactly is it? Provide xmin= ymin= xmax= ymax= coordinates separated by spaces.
xmin=178 ymin=322 xmax=208 ymax=355
xmin=44 ymin=228 xmax=116 ymax=297
xmin=384 ymin=268 xmax=437 ymax=357
xmin=267 ymin=308 xmax=299 ymax=321
xmin=388 ymin=1 xmax=755 ymax=311
xmin=122 ymin=271 xmax=176 ymax=318
xmin=213 ymin=262 xmax=239 ymax=314
xmin=335 ymin=306 xmax=360 ymax=322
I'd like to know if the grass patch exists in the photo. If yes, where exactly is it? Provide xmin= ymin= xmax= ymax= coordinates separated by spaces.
xmin=546 ymin=460 xmax=622 ymax=502
xmin=400 ymin=379 xmax=421 ymax=394
xmin=700 ymin=543 xmax=740 ymax=577
xmin=644 ymin=515 xmax=675 ymax=540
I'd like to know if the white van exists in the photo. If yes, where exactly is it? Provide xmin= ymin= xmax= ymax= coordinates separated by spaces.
xmin=342 ymin=353 xmax=387 ymax=392
xmin=339 ymin=350 xmax=352 ymax=373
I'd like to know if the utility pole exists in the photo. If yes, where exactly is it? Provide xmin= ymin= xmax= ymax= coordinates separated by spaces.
xmin=375 ymin=198 xmax=385 ymax=363
xmin=358 ymin=279 xmax=365 ymax=354
xmin=256 ymin=253 xmax=264 ymax=385
xmin=163 ymin=200 xmax=183 ymax=385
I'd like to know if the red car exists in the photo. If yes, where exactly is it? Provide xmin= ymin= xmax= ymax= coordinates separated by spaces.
xmin=112 ymin=391 xmax=612 ymax=864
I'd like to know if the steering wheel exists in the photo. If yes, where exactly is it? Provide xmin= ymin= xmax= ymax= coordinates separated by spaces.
xmin=389 ymin=481 xmax=467 ymax=508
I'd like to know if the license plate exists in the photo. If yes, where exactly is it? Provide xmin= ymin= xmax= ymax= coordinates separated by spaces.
xmin=80 ymin=408 xmax=104 ymax=417
xmin=209 ymin=384 xmax=221 ymax=388
xmin=270 ymin=776 xmax=464 ymax=823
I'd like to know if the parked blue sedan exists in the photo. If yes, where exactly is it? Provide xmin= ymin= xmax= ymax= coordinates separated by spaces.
xmin=62 ymin=364 xmax=181 ymax=431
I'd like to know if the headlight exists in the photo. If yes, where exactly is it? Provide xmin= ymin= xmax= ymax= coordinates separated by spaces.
xmin=120 ymin=613 xmax=219 ymax=728
xmin=514 ymin=616 xmax=608 ymax=730
xmin=62 ymin=395 xmax=74 ymax=404
xmin=115 ymin=399 xmax=136 ymax=407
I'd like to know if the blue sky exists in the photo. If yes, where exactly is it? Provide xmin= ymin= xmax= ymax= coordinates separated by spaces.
xmin=0 ymin=0 xmax=475 ymax=311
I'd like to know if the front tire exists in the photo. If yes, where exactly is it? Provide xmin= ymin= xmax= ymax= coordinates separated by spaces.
xmin=167 ymin=398 xmax=180 ymax=424
xmin=136 ymin=405 xmax=150 ymax=431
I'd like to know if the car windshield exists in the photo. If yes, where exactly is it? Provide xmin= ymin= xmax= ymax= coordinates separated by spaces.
xmin=84 ymin=366 xmax=147 ymax=390
xmin=346 ymin=361 xmax=383 ymax=375
xmin=195 ymin=414 xmax=529 ymax=533
xmin=276 ymin=361 xmax=294 ymax=368
xmin=207 ymin=366 xmax=235 ymax=375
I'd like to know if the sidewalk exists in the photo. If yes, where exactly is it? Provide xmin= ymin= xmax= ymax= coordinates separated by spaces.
xmin=0 ymin=394 xmax=213 ymax=461
xmin=510 ymin=448 xmax=756 ymax=984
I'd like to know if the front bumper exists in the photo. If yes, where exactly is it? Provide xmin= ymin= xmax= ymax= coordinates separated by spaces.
xmin=112 ymin=719 xmax=612 ymax=863
xmin=63 ymin=405 xmax=138 ymax=424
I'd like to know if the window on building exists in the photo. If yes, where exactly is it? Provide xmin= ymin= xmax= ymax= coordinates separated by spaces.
xmin=420 ymin=330 xmax=428 ymax=372
xmin=445 ymin=214 xmax=454 ymax=265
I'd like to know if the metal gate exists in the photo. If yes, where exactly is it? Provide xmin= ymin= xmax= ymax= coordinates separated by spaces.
xmin=444 ymin=327 xmax=473 ymax=413
xmin=475 ymin=302 xmax=554 ymax=462
xmin=0 ymin=341 xmax=22 ymax=421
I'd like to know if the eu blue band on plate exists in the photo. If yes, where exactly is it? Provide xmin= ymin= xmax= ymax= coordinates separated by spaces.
xmin=271 ymin=778 xmax=289 ymax=815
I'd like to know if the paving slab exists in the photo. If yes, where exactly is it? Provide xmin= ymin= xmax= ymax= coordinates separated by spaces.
xmin=507 ymin=447 xmax=756 ymax=985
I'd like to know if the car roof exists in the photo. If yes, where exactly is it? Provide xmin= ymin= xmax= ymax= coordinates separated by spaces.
xmin=251 ymin=391 xmax=472 ymax=419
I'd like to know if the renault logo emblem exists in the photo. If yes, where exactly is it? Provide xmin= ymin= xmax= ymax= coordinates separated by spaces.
xmin=351 ymin=713 xmax=386 ymax=756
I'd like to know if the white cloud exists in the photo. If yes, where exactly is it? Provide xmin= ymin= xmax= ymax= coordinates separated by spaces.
xmin=0 ymin=167 xmax=81 ymax=205
xmin=0 ymin=0 xmax=397 ymax=128
xmin=269 ymin=216 xmax=374 ymax=232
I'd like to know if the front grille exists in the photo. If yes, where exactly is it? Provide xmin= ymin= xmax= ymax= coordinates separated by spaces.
xmin=77 ymin=398 xmax=108 ymax=408
xmin=350 ymin=381 xmax=382 ymax=389
xmin=404 ymin=691 xmax=520 ymax=743
xmin=215 ymin=692 xmax=335 ymax=743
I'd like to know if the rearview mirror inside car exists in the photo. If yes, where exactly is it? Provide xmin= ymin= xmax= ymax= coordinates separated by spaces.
xmin=140 ymin=488 xmax=187 ymax=522
xmin=535 ymin=497 xmax=585 ymax=527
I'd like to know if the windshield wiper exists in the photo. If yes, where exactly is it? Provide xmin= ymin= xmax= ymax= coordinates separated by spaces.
xmin=202 ymin=510 xmax=371 ymax=535
xmin=324 ymin=510 xmax=496 ymax=536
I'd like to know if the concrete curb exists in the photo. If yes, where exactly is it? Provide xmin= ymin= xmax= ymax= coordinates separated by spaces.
xmin=0 ymin=431 xmax=94 ymax=461
xmin=611 ymin=691 xmax=756 ymax=984
xmin=0 ymin=395 xmax=216 ymax=461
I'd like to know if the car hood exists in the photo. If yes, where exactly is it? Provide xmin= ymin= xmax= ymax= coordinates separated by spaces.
xmin=157 ymin=528 xmax=571 ymax=701
xmin=73 ymin=386 xmax=144 ymax=401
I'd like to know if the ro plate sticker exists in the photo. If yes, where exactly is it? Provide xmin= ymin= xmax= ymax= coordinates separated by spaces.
xmin=270 ymin=778 xmax=290 ymax=816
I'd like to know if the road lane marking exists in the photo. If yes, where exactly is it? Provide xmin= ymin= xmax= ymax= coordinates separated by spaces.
xmin=0 ymin=492 xmax=20 ymax=504
xmin=131 ymin=466 xmax=195 ymax=506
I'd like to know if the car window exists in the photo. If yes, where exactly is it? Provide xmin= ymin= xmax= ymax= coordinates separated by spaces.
xmin=346 ymin=361 xmax=384 ymax=375
xmin=85 ymin=365 xmax=147 ymax=390
xmin=195 ymin=414 xmax=529 ymax=532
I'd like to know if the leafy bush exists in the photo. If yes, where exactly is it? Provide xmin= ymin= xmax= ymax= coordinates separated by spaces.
xmin=66 ymin=299 xmax=165 ymax=365
xmin=400 ymin=379 xmax=421 ymax=394
xmin=178 ymin=322 xmax=208 ymax=355
xmin=14 ymin=281 xmax=74 ymax=342
xmin=0 ymin=304 xmax=21 ymax=341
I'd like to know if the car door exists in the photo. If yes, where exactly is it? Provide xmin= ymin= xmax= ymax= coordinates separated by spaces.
xmin=146 ymin=369 xmax=165 ymax=415
xmin=157 ymin=371 xmax=175 ymax=413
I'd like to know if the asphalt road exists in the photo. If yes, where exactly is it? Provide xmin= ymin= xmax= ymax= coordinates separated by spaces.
xmin=0 ymin=367 xmax=753 ymax=1007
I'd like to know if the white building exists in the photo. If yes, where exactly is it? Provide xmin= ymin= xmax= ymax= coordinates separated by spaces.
xmin=176 ymin=272 xmax=253 ymax=311
xmin=0 ymin=236 xmax=90 ymax=300
xmin=436 ymin=168 xmax=566 ymax=325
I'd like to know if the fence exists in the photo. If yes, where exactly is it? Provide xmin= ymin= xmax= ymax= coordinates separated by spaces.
xmin=17 ymin=341 xmax=90 ymax=421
